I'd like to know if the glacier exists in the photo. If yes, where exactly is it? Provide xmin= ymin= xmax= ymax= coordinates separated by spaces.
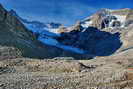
xmin=24 ymin=22 xmax=85 ymax=54
xmin=38 ymin=37 xmax=85 ymax=54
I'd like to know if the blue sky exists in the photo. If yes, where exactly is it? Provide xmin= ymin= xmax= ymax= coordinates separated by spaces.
xmin=0 ymin=0 xmax=133 ymax=26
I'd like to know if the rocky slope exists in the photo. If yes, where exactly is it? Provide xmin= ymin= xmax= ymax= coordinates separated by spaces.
xmin=81 ymin=8 xmax=133 ymax=29
xmin=8 ymin=8 xmax=133 ymax=59
xmin=0 ymin=4 xmax=133 ymax=89
xmin=0 ymin=4 xmax=41 ymax=59
xmin=55 ymin=8 xmax=133 ymax=57
xmin=0 ymin=4 xmax=76 ymax=59
xmin=0 ymin=51 xmax=133 ymax=89
xmin=0 ymin=4 xmax=96 ymax=60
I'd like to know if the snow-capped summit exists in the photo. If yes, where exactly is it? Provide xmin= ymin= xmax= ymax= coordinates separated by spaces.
xmin=9 ymin=9 xmax=62 ymax=34
xmin=8 ymin=8 xmax=133 ymax=55
xmin=81 ymin=8 xmax=133 ymax=30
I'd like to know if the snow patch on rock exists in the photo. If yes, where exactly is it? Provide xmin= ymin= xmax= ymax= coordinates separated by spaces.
xmin=81 ymin=21 xmax=93 ymax=28
xmin=114 ymin=15 xmax=127 ymax=27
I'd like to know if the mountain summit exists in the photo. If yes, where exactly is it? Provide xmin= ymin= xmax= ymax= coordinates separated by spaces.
xmin=0 ymin=4 xmax=81 ymax=59
xmin=80 ymin=8 xmax=133 ymax=29
xmin=1 ymin=4 xmax=133 ymax=59
xmin=8 ymin=8 xmax=133 ymax=59
xmin=1 ymin=4 xmax=133 ymax=89
xmin=0 ymin=4 xmax=52 ymax=59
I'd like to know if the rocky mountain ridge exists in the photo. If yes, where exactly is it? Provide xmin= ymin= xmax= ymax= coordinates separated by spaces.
xmin=9 ymin=9 xmax=62 ymax=33
xmin=1 ymin=4 xmax=133 ymax=59
xmin=8 ymin=7 xmax=132 ymax=59
xmin=0 ymin=4 xmax=133 ymax=89
xmin=80 ymin=8 xmax=133 ymax=29
xmin=55 ymin=8 xmax=133 ymax=57
xmin=0 ymin=4 xmax=87 ymax=59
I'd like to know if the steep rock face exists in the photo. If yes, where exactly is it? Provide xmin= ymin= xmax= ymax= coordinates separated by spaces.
xmin=56 ymin=8 xmax=133 ymax=57
xmin=125 ymin=10 xmax=133 ymax=26
xmin=2 ymin=5 xmax=132 ymax=59
xmin=117 ymin=24 xmax=133 ymax=52
xmin=57 ymin=27 xmax=122 ymax=56
xmin=0 ymin=4 xmax=48 ymax=59
xmin=0 ymin=4 xmax=63 ymax=59
xmin=81 ymin=8 xmax=133 ymax=30
xmin=90 ymin=9 xmax=108 ymax=29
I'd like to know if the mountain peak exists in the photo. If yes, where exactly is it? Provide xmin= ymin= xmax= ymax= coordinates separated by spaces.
xmin=9 ymin=9 xmax=19 ymax=18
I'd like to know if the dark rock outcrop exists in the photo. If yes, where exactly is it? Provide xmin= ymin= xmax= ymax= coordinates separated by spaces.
xmin=0 ymin=4 xmax=49 ymax=59
xmin=57 ymin=27 xmax=122 ymax=56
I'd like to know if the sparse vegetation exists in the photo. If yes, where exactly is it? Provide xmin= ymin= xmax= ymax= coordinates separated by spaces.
xmin=0 ymin=3 xmax=133 ymax=89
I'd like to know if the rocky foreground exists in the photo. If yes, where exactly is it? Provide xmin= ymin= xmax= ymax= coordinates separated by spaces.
xmin=0 ymin=51 xmax=133 ymax=89
xmin=0 ymin=4 xmax=133 ymax=89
